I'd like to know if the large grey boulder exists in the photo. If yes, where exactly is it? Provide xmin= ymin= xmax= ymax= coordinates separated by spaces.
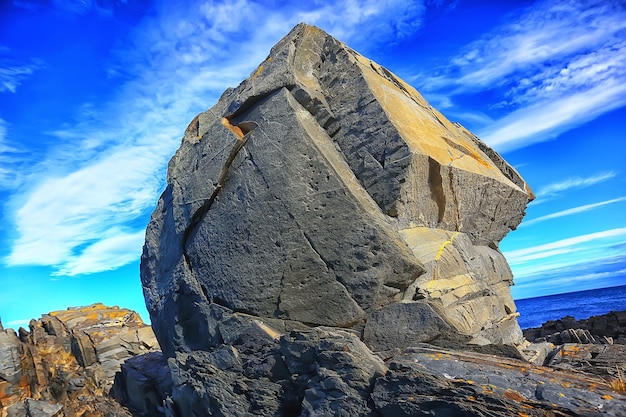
xmin=141 ymin=23 xmax=533 ymax=359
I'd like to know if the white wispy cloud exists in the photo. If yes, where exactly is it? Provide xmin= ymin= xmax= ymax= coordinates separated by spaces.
xmin=0 ymin=118 xmax=23 ymax=189
xmin=521 ymin=197 xmax=626 ymax=227
xmin=54 ymin=229 xmax=147 ymax=276
xmin=506 ymin=228 xmax=626 ymax=298
xmin=0 ymin=118 xmax=8 ymax=185
xmin=5 ymin=319 xmax=31 ymax=329
xmin=0 ymin=57 xmax=41 ymax=93
xmin=449 ymin=2 xmax=626 ymax=91
xmin=416 ymin=0 xmax=626 ymax=152
xmin=537 ymin=267 xmax=626 ymax=289
xmin=504 ymin=227 xmax=626 ymax=265
xmin=534 ymin=171 xmax=616 ymax=199
xmin=4 ymin=0 xmax=429 ymax=275
xmin=479 ymin=78 xmax=626 ymax=151
xmin=511 ymin=253 xmax=626 ymax=299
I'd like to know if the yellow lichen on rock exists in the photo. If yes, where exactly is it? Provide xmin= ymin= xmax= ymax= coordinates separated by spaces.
xmin=353 ymin=55 xmax=519 ymax=187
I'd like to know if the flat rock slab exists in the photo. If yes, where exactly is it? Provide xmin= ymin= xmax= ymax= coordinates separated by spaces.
xmin=377 ymin=345 xmax=626 ymax=417
xmin=547 ymin=343 xmax=626 ymax=377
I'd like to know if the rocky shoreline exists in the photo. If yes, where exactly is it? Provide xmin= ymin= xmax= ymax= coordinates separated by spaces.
xmin=0 ymin=304 xmax=159 ymax=417
xmin=1 ymin=305 xmax=626 ymax=417
xmin=523 ymin=310 xmax=626 ymax=346
xmin=3 ymin=23 xmax=625 ymax=417
xmin=522 ymin=310 xmax=626 ymax=381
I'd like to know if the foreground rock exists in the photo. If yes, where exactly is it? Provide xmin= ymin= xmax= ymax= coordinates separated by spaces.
xmin=141 ymin=22 xmax=533 ymax=362
xmin=4 ymin=306 xmax=625 ymax=417
xmin=150 ymin=310 xmax=626 ymax=416
xmin=0 ymin=304 xmax=159 ymax=417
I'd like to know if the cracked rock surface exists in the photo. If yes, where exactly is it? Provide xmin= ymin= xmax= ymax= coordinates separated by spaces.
xmin=0 ymin=304 xmax=159 ymax=417
xmin=141 ymin=23 xmax=533 ymax=360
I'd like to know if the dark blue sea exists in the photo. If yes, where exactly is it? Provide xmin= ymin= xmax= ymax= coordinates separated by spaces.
xmin=515 ymin=284 xmax=626 ymax=329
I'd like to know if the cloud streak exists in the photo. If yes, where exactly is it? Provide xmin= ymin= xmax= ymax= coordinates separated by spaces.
xmin=4 ymin=0 xmax=429 ymax=275
xmin=0 ymin=53 xmax=41 ymax=93
xmin=504 ymin=227 xmax=626 ymax=265
xmin=504 ymin=227 xmax=626 ymax=298
xmin=534 ymin=171 xmax=617 ymax=199
xmin=521 ymin=197 xmax=626 ymax=227
xmin=417 ymin=0 xmax=626 ymax=152
xmin=506 ymin=228 xmax=626 ymax=298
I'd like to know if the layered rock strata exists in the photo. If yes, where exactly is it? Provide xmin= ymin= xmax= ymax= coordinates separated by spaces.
xmin=0 ymin=304 xmax=158 ymax=417
xmin=141 ymin=23 xmax=533 ymax=360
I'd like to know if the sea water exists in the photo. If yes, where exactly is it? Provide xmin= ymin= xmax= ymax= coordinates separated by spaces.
xmin=515 ymin=284 xmax=626 ymax=329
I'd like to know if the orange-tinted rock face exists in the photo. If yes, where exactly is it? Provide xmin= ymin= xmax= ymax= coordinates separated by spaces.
xmin=0 ymin=304 xmax=159 ymax=417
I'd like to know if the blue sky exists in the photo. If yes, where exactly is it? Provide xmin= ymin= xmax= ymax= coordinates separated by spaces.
xmin=1 ymin=0 xmax=624 ymax=329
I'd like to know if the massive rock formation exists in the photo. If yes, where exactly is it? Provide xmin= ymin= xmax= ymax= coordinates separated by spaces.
xmin=131 ymin=23 xmax=626 ymax=417
xmin=141 ymin=23 xmax=533 ymax=360
xmin=0 ymin=304 xmax=159 ymax=417
xmin=4 ymin=307 xmax=625 ymax=417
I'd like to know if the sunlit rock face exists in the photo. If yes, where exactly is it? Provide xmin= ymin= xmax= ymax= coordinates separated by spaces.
xmin=0 ymin=304 xmax=159 ymax=416
xmin=140 ymin=23 xmax=533 ymax=359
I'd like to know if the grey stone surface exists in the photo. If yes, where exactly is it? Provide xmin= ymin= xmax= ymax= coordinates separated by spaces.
xmin=524 ymin=310 xmax=626 ymax=346
xmin=141 ymin=23 xmax=533 ymax=360
xmin=113 ymin=351 xmax=172 ymax=417
xmin=121 ymin=322 xmax=626 ymax=417
xmin=0 ymin=328 xmax=23 ymax=385
xmin=363 ymin=301 xmax=451 ymax=351
xmin=132 ymin=22 xmax=626 ymax=417
xmin=372 ymin=345 xmax=626 ymax=417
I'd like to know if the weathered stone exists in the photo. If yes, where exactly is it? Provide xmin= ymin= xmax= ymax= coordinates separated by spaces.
xmin=372 ymin=345 xmax=626 ymax=417
xmin=0 ymin=304 xmax=158 ymax=417
xmin=141 ymin=22 xmax=532 ymax=359
xmin=6 ymin=399 xmax=63 ymax=417
xmin=400 ymin=227 xmax=523 ymax=346
xmin=546 ymin=343 xmax=626 ymax=379
xmin=282 ymin=328 xmax=386 ymax=417
xmin=363 ymin=301 xmax=451 ymax=351
xmin=0 ymin=329 xmax=23 ymax=386
xmin=113 ymin=351 xmax=172 ymax=417
xmin=520 ymin=341 xmax=554 ymax=365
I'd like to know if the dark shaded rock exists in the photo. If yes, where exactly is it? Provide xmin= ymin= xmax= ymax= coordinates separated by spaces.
xmin=280 ymin=328 xmax=385 ymax=417
xmin=113 ymin=351 xmax=172 ymax=417
xmin=373 ymin=345 xmax=625 ymax=417
xmin=6 ymin=399 xmax=63 ymax=417
xmin=127 ymin=22 xmax=626 ymax=417
xmin=363 ymin=301 xmax=450 ymax=351
xmin=545 ymin=343 xmax=626 ymax=379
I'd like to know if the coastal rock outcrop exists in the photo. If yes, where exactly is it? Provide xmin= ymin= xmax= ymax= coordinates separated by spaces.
xmin=4 ymin=307 xmax=626 ymax=417
xmin=523 ymin=310 xmax=626 ymax=379
xmin=141 ymin=23 xmax=533 ymax=361
xmin=524 ymin=310 xmax=626 ymax=345
xmin=130 ymin=22 xmax=626 ymax=417
xmin=0 ymin=304 xmax=159 ymax=417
